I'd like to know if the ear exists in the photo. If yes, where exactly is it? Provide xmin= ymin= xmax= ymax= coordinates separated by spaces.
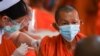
xmin=1 ymin=16 xmax=9 ymax=25
xmin=1 ymin=16 xmax=9 ymax=22
xmin=52 ymin=23 xmax=59 ymax=30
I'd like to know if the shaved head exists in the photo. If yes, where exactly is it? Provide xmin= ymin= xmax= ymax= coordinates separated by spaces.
xmin=75 ymin=36 xmax=100 ymax=56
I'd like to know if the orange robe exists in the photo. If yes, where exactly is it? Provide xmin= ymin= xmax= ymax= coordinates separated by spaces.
xmin=25 ymin=8 xmax=57 ymax=56
xmin=0 ymin=32 xmax=36 ymax=56
xmin=0 ymin=36 xmax=16 ymax=56
xmin=95 ymin=3 xmax=100 ymax=35
xmin=40 ymin=33 xmax=85 ymax=56
xmin=26 ymin=49 xmax=37 ymax=56
xmin=34 ymin=8 xmax=56 ymax=32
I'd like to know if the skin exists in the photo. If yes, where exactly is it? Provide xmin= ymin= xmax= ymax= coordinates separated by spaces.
xmin=0 ymin=15 xmax=4 ymax=27
xmin=57 ymin=10 xmax=80 ymax=26
xmin=0 ymin=13 xmax=31 ymax=28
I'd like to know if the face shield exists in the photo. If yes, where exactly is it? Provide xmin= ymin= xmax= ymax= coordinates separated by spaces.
xmin=3 ymin=12 xmax=31 ymax=33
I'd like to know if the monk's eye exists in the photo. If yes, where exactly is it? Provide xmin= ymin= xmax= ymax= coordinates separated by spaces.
xmin=62 ymin=22 xmax=69 ymax=25
xmin=72 ymin=21 xmax=78 ymax=24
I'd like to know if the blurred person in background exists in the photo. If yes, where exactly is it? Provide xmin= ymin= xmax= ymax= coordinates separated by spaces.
xmin=43 ymin=0 xmax=61 ymax=14
xmin=95 ymin=0 xmax=100 ymax=35
xmin=74 ymin=35 xmax=100 ymax=56
xmin=24 ymin=0 xmax=57 ymax=33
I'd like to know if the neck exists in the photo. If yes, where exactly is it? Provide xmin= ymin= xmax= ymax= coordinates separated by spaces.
xmin=63 ymin=38 xmax=76 ymax=50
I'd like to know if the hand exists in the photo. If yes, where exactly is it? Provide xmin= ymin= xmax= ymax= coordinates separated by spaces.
xmin=12 ymin=43 xmax=28 ymax=56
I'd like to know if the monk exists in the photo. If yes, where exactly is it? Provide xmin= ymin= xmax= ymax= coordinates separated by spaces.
xmin=74 ymin=36 xmax=100 ymax=56
xmin=39 ymin=5 xmax=86 ymax=56
xmin=26 ymin=0 xmax=56 ymax=32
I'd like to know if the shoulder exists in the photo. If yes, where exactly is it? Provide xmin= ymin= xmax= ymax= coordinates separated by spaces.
xmin=40 ymin=36 xmax=55 ymax=46
xmin=75 ymin=33 xmax=86 ymax=41
xmin=40 ymin=34 xmax=59 ymax=46
xmin=77 ymin=33 xmax=86 ymax=38
xmin=41 ymin=36 xmax=50 ymax=45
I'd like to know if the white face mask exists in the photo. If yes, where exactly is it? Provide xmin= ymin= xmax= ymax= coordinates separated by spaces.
xmin=3 ymin=24 xmax=21 ymax=34
xmin=59 ymin=24 xmax=80 ymax=42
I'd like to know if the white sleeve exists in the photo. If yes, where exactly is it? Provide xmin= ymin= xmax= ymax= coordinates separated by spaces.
xmin=31 ymin=39 xmax=41 ymax=48
xmin=11 ymin=43 xmax=28 ymax=56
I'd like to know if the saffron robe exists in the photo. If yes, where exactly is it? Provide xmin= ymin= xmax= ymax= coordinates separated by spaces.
xmin=0 ymin=36 xmax=16 ymax=56
xmin=40 ymin=33 xmax=85 ymax=56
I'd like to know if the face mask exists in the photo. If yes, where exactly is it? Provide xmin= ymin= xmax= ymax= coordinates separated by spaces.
xmin=59 ymin=24 xmax=80 ymax=42
xmin=3 ymin=23 xmax=21 ymax=34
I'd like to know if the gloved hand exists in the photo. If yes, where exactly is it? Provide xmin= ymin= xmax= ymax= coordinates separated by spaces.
xmin=12 ymin=43 xmax=28 ymax=56
xmin=31 ymin=39 xmax=38 ymax=48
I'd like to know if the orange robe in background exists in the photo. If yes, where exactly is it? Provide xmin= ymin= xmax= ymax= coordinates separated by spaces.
xmin=34 ymin=8 xmax=56 ymax=32
xmin=95 ymin=18 xmax=100 ymax=34
xmin=95 ymin=1 xmax=100 ymax=35
xmin=26 ymin=8 xmax=57 ymax=56
xmin=0 ymin=36 xmax=16 ymax=56
xmin=40 ymin=33 xmax=85 ymax=56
